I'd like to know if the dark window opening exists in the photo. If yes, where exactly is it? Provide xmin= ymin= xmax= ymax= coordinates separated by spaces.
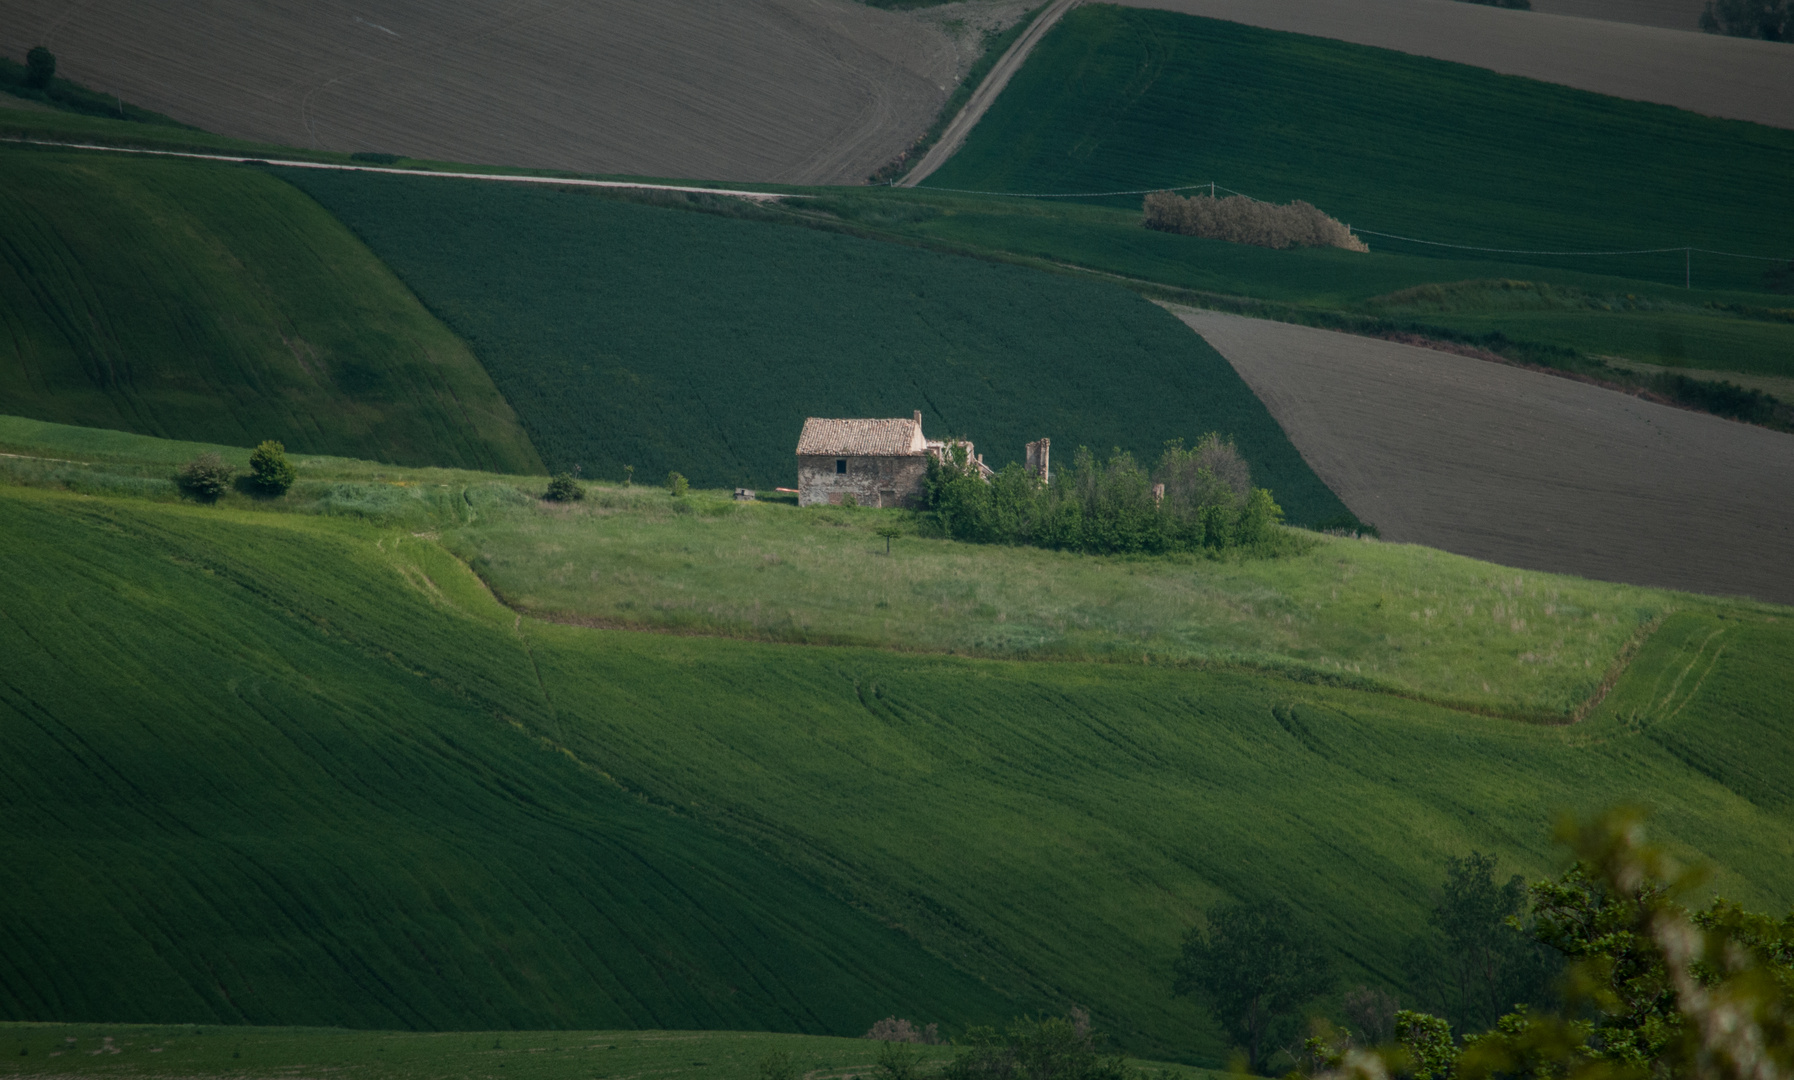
xmin=835 ymin=459 xmax=847 ymax=474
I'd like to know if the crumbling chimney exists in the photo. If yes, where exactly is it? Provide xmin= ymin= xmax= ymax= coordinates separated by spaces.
xmin=1026 ymin=438 xmax=1051 ymax=483
xmin=913 ymin=409 xmax=923 ymax=427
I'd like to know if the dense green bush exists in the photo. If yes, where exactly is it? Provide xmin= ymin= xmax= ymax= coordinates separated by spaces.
xmin=666 ymin=471 xmax=689 ymax=497
xmin=924 ymin=435 xmax=1291 ymax=555
xmin=248 ymin=440 xmax=297 ymax=495
xmin=176 ymin=453 xmax=235 ymax=501
xmin=544 ymin=473 xmax=584 ymax=501
xmin=1700 ymin=0 xmax=1789 ymax=39
xmin=941 ymin=1012 xmax=1128 ymax=1080
xmin=24 ymin=46 xmax=53 ymax=89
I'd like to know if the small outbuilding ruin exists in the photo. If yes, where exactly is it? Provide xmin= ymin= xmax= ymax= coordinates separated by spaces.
xmin=795 ymin=411 xmax=1047 ymax=508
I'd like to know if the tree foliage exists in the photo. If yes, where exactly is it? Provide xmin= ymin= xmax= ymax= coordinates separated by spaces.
xmin=1699 ymin=0 xmax=1789 ymax=39
xmin=544 ymin=473 xmax=584 ymax=502
xmin=1314 ymin=811 xmax=1794 ymax=1080
xmin=1174 ymin=898 xmax=1335 ymax=1072
xmin=248 ymin=440 xmax=297 ymax=495
xmin=24 ymin=46 xmax=54 ymax=89
xmin=176 ymin=453 xmax=235 ymax=502
xmin=925 ymin=435 xmax=1294 ymax=557
xmin=1406 ymin=852 xmax=1558 ymax=1034
xmin=942 ymin=1010 xmax=1129 ymax=1080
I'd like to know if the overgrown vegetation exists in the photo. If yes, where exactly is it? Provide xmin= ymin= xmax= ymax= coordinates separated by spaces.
xmin=924 ymin=436 xmax=1297 ymax=557
xmin=0 ymin=148 xmax=542 ymax=472
xmin=0 ymin=50 xmax=189 ymax=126
xmin=1143 ymin=191 xmax=1367 ymax=252
xmin=276 ymin=167 xmax=1350 ymax=525
xmin=1700 ymin=0 xmax=1789 ymax=39
xmin=1315 ymin=812 xmax=1794 ymax=1080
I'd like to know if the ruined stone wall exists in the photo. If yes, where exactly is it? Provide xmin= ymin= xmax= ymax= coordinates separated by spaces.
xmin=797 ymin=455 xmax=927 ymax=508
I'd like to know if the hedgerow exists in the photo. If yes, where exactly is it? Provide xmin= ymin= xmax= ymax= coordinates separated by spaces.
xmin=925 ymin=435 xmax=1304 ymax=556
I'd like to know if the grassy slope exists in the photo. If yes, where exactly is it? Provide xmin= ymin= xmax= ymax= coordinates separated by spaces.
xmin=0 ymin=146 xmax=542 ymax=472
xmin=440 ymin=484 xmax=1688 ymax=720
xmin=808 ymin=4 xmax=1794 ymax=380
xmin=0 ymin=413 xmax=1710 ymax=720
xmin=272 ymin=168 xmax=1350 ymax=526
xmin=927 ymin=6 xmax=1794 ymax=284
xmin=0 ymin=1024 xmax=1216 ymax=1080
xmin=0 ymin=1026 xmax=967 ymax=1080
xmin=0 ymin=486 xmax=1004 ymax=1033
xmin=2 ymin=427 xmax=1792 ymax=1060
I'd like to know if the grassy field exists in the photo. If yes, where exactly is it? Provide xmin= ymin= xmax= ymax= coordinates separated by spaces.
xmin=437 ymin=483 xmax=1695 ymax=720
xmin=273 ymin=168 xmax=1350 ymax=526
xmin=926 ymin=7 xmax=1794 ymax=291
xmin=0 ymin=413 xmax=1719 ymax=719
xmin=0 ymin=1023 xmax=1217 ymax=1080
xmin=0 ymin=145 xmax=543 ymax=472
xmin=3 ymin=424 xmax=1793 ymax=1061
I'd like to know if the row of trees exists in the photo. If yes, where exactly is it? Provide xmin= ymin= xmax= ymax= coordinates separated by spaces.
xmin=924 ymin=435 xmax=1289 ymax=555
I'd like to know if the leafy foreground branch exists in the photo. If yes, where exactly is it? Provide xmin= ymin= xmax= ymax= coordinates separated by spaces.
xmin=923 ymin=434 xmax=1304 ymax=557
xmin=1309 ymin=809 xmax=1794 ymax=1080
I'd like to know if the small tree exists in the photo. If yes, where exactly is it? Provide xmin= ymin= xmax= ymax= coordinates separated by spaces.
xmin=544 ymin=473 xmax=584 ymax=502
xmin=1174 ymin=898 xmax=1335 ymax=1073
xmin=248 ymin=440 xmax=296 ymax=495
xmin=25 ymin=46 xmax=55 ymax=89
xmin=176 ymin=453 xmax=235 ymax=502
xmin=623 ymin=464 xmax=635 ymax=487
xmin=874 ymin=524 xmax=902 ymax=555
xmin=665 ymin=471 xmax=689 ymax=497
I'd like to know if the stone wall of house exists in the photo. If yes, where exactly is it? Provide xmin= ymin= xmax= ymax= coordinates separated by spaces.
xmin=797 ymin=454 xmax=927 ymax=508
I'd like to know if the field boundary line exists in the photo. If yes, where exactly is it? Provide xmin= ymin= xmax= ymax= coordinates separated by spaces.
xmin=1569 ymin=614 xmax=1670 ymax=724
xmin=899 ymin=0 xmax=1083 ymax=188
xmin=0 ymin=138 xmax=806 ymax=201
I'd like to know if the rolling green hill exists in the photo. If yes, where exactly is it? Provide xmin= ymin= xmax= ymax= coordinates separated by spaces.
xmin=925 ymin=6 xmax=1794 ymax=292
xmin=0 ymin=146 xmax=543 ymax=472
xmin=272 ymin=167 xmax=1352 ymax=526
xmin=2 ymin=426 xmax=1791 ymax=1061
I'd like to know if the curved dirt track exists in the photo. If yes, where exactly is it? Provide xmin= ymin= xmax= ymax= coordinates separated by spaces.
xmin=0 ymin=0 xmax=964 ymax=183
xmin=901 ymin=0 xmax=1080 ymax=187
xmin=1167 ymin=307 xmax=1794 ymax=605
xmin=1109 ymin=0 xmax=1794 ymax=130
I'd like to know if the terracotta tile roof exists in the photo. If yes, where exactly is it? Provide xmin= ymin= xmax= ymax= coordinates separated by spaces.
xmin=796 ymin=417 xmax=926 ymax=456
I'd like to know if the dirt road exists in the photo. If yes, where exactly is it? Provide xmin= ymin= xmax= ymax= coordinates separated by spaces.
xmin=0 ymin=0 xmax=965 ymax=184
xmin=1167 ymin=306 xmax=1794 ymax=605
xmin=900 ymin=0 xmax=1081 ymax=187
xmin=3 ymin=139 xmax=802 ymax=200
xmin=1111 ymin=0 xmax=1794 ymax=130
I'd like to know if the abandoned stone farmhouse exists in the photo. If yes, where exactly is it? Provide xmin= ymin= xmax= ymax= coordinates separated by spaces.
xmin=795 ymin=411 xmax=1048 ymax=508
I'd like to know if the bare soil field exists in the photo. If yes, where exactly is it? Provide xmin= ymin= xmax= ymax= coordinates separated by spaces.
xmin=1111 ymin=0 xmax=1794 ymax=130
xmin=1167 ymin=306 xmax=1794 ymax=605
xmin=1528 ymin=0 xmax=1706 ymax=31
xmin=0 ymin=0 xmax=995 ymax=183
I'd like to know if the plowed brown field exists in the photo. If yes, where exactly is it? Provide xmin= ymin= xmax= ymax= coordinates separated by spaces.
xmin=1167 ymin=307 xmax=1794 ymax=605
xmin=0 ymin=0 xmax=972 ymax=183
xmin=1112 ymin=0 xmax=1794 ymax=130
